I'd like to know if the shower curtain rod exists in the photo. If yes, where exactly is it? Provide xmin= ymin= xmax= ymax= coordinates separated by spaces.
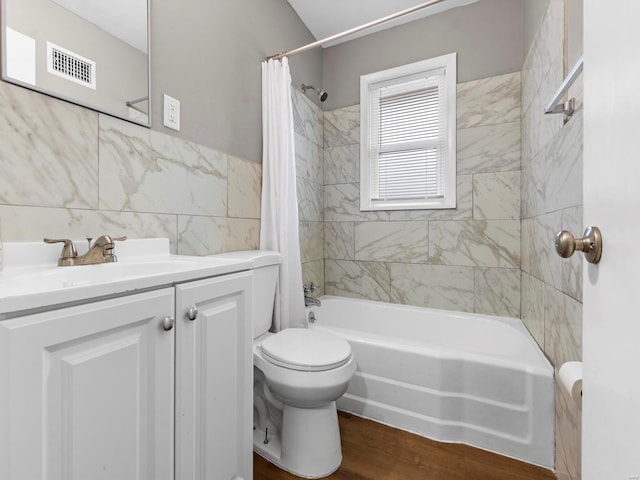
xmin=266 ymin=0 xmax=447 ymax=61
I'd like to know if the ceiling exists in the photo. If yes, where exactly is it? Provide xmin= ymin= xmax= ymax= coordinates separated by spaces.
xmin=286 ymin=0 xmax=479 ymax=47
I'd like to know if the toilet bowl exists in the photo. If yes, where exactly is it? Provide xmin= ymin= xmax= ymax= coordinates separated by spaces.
xmin=254 ymin=329 xmax=356 ymax=478
xmin=214 ymin=251 xmax=356 ymax=478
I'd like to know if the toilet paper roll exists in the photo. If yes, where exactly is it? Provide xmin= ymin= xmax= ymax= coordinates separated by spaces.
xmin=559 ymin=361 xmax=583 ymax=400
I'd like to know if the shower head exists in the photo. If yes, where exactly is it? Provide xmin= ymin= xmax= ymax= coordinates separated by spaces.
xmin=301 ymin=83 xmax=328 ymax=103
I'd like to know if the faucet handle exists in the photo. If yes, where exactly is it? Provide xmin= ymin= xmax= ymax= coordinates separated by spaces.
xmin=92 ymin=235 xmax=127 ymax=247
xmin=43 ymin=238 xmax=78 ymax=258
xmin=303 ymin=282 xmax=317 ymax=295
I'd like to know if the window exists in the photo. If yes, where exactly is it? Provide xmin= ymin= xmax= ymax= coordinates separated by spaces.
xmin=360 ymin=53 xmax=457 ymax=211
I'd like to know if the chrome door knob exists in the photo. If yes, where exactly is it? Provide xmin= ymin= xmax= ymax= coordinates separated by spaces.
xmin=162 ymin=316 xmax=175 ymax=331
xmin=555 ymin=226 xmax=603 ymax=264
xmin=187 ymin=306 xmax=199 ymax=321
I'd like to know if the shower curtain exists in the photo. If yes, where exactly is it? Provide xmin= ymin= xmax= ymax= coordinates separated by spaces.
xmin=260 ymin=57 xmax=306 ymax=331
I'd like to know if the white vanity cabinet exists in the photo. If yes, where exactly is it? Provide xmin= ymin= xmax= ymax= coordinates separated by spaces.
xmin=175 ymin=271 xmax=253 ymax=480
xmin=0 ymin=288 xmax=176 ymax=480
xmin=0 ymin=267 xmax=253 ymax=480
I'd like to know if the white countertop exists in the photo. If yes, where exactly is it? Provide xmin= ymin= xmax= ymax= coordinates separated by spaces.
xmin=0 ymin=238 xmax=253 ymax=317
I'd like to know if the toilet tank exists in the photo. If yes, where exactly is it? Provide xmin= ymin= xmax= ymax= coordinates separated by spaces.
xmin=211 ymin=250 xmax=280 ymax=338
xmin=251 ymin=263 xmax=279 ymax=337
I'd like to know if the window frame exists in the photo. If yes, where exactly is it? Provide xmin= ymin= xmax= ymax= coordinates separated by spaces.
xmin=360 ymin=52 xmax=457 ymax=211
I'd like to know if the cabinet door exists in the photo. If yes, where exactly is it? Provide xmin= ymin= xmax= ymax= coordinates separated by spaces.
xmin=0 ymin=288 xmax=175 ymax=480
xmin=175 ymin=272 xmax=253 ymax=480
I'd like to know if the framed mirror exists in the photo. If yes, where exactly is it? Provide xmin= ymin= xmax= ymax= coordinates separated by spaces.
xmin=1 ymin=0 xmax=150 ymax=126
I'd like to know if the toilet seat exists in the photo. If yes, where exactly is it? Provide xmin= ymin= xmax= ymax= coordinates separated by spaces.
xmin=261 ymin=328 xmax=352 ymax=372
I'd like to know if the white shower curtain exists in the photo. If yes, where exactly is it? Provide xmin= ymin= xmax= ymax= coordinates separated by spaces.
xmin=260 ymin=57 xmax=306 ymax=332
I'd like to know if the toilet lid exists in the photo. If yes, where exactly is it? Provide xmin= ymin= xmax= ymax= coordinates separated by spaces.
xmin=260 ymin=328 xmax=352 ymax=372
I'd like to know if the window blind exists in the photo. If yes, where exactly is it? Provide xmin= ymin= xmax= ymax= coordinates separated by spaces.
xmin=369 ymin=74 xmax=447 ymax=202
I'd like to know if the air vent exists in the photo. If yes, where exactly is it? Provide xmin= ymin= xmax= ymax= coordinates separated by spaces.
xmin=46 ymin=42 xmax=96 ymax=89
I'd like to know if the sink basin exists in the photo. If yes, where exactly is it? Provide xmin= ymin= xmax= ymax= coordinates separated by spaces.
xmin=0 ymin=239 xmax=254 ymax=316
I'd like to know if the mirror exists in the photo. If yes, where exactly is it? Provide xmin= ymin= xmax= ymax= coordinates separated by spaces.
xmin=1 ymin=0 xmax=150 ymax=126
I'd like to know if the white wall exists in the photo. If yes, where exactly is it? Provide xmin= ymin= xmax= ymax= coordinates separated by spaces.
xmin=321 ymin=0 xmax=525 ymax=110
xmin=151 ymin=0 xmax=323 ymax=163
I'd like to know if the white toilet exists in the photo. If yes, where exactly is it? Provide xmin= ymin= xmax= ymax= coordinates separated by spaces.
xmin=217 ymin=250 xmax=356 ymax=478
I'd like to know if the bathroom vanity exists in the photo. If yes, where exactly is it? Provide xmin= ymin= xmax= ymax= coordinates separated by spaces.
xmin=0 ymin=239 xmax=253 ymax=480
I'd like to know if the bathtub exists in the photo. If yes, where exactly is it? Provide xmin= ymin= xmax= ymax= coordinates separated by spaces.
xmin=306 ymin=296 xmax=554 ymax=469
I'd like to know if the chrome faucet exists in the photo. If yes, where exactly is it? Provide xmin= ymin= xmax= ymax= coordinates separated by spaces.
xmin=303 ymin=282 xmax=321 ymax=307
xmin=44 ymin=235 xmax=127 ymax=266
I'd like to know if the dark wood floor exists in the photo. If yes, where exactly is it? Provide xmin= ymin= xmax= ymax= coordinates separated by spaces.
xmin=254 ymin=412 xmax=556 ymax=480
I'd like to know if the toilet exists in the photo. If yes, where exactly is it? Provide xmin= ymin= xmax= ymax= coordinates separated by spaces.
xmin=216 ymin=250 xmax=356 ymax=478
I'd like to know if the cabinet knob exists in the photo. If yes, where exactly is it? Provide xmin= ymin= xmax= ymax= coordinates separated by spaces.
xmin=187 ymin=306 xmax=199 ymax=321
xmin=162 ymin=316 xmax=175 ymax=331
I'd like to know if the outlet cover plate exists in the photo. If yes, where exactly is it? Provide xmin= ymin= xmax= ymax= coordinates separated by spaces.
xmin=163 ymin=94 xmax=180 ymax=131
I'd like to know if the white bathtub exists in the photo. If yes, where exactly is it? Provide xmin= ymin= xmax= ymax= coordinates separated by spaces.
xmin=306 ymin=296 xmax=554 ymax=469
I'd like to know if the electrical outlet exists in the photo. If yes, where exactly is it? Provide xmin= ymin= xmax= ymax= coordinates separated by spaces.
xmin=163 ymin=94 xmax=180 ymax=131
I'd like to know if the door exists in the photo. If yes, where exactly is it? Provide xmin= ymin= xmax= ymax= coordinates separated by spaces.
xmin=0 ymin=288 xmax=176 ymax=480
xmin=582 ymin=2 xmax=640 ymax=478
xmin=175 ymin=271 xmax=253 ymax=480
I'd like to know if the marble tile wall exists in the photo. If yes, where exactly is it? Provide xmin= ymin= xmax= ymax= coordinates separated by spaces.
xmin=323 ymin=71 xmax=522 ymax=318
xmin=292 ymin=89 xmax=325 ymax=295
xmin=521 ymin=1 xmax=583 ymax=479
xmin=0 ymin=80 xmax=261 ymax=255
